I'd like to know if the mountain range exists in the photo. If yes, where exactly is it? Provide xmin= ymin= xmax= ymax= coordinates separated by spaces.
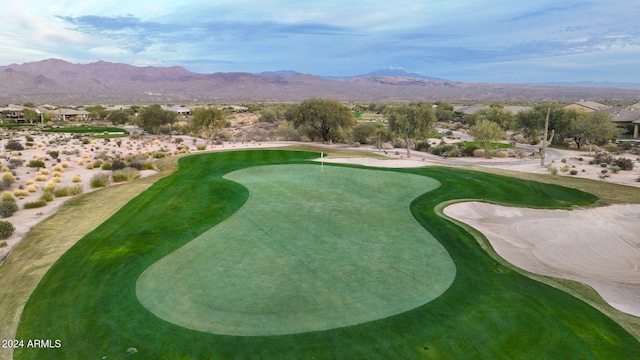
xmin=1 ymin=59 xmax=639 ymax=104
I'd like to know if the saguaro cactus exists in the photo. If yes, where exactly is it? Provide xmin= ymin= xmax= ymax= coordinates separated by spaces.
xmin=540 ymin=108 xmax=555 ymax=167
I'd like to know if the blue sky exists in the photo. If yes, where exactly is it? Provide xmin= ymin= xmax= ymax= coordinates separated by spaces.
xmin=3 ymin=1 xmax=639 ymax=83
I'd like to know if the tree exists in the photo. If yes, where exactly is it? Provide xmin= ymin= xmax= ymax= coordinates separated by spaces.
xmin=85 ymin=105 xmax=109 ymax=121
xmin=515 ymin=108 xmax=544 ymax=140
xmin=385 ymin=102 xmax=436 ymax=157
xmin=22 ymin=109 xmax=40 ymax=124
xmin=190 ymin=107 xmax=226 ymax=144
xmin=137 ymin=105 xmax=177 ymax=135
xmin=259 ymin=108 xmax=278 ymax=123
xmin=289 ymin=98 xmax=355 ymax=142
xmin=570 ymin=110 xmax=623 ymax=154
xmin=107 ymin=109 xmax=131 ymax=125
xmin=465 ymin=105 xmax=515 ymax=130
xmin=434 ymin=102 xmax=455 ymax=122
xmin=468 ymin=119 xmax=505 ymax=158
xmin=350 ymin=122 xmax=377 ymax=144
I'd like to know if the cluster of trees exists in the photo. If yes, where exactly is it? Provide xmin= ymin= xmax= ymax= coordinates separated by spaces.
xmin=14 ymin=99 xmax=624 ymax=157
xmin=462 ymin=103 xmax=623 ymax=154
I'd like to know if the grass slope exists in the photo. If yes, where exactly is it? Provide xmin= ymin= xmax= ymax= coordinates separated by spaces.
xmin=15 ymin=150 xmax=640 ymax=359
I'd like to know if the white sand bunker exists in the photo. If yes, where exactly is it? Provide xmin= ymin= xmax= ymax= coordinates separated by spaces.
xmin=444 ymin=202 xmax=640 ymax=316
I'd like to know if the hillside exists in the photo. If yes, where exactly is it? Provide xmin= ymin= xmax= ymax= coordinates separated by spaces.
xmin=1 ymin=59 xmax=639 ymax=104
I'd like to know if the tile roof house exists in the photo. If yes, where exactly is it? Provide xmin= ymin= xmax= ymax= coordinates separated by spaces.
xmin=609 ymin=102 xmax=640 ymax=138
xmin=564 ymin=100 xmax=611 ymax=112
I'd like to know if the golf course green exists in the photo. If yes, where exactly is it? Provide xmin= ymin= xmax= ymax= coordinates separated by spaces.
xmin=137 ymin=164 xmax=453 ymax=335
xmin=14 ymin=150 xmax=640 ymax=359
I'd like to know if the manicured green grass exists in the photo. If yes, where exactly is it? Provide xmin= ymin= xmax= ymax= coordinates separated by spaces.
xmin=137 ymin=164 xmax=453 ymax=336
xmin=42 ymin=125 xmax=127 ymax=133
xmin=15 ymin=150 xmax=640 ymax=359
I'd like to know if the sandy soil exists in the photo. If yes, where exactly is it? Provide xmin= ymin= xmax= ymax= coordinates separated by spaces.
xmin=443 ymin=202 xmax=640 ymax=316
xmin=0 ymin=132 xmax=282 ymax=263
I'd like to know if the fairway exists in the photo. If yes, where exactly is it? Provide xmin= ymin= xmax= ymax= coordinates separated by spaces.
xmin=136 ymin=164 xmax=453 ymax=335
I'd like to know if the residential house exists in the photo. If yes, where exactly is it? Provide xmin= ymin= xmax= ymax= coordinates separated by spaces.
xmin=609 ymin=103 xmax=640 ymax=139
xmin=56 ymin=108 xmax=90 ymax=122
xmin=563 ymin=100 xmax=610 ymax=113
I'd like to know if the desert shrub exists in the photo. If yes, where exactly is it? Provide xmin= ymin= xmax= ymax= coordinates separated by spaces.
xmin=27 ymin=184 xmax=38 ymax=192
xmin=1 ymin=192 xmax=15 ymax=202
xmin=592 ymin=151 xmax=614 ymax=165
xmin=101 ymin=162 xmax=112 ymax=170
xmin=473 ymin=148 xmax=485 ymax=157
xmin=24 ymin=199 xmax=47 ymax=209
xmin=414 ymin=140 xmax=431 ymax=152
xmin=611 ymin=165 xmax=621 ymax=174
xmin=53 ymin=171 xmax=62 ymax=178
xmin=40 ymin=192 xmax=54 ymax=202
xmin=570 ymin=169 xmax=578 ymax=175
xmin=139 ymin=162 xmax=156 ymax=170
xmin=0 ymin=199 xmax=18 ymax=218
xmin=61 ymin=161 xmax=70 ymax=168
xmin=0 ymin=221 xmax=15 ymax=239
xmin=196 ymin=145 xmax=207 ymax=151
xmin=27 ymin=159 xmax=45 ymax=168
xmin=2 ymin=172 xmax=15 ymax=185
xmin=53 ymin=185 xmax=83 ymax=197
xmin=86 ymin=162 xmax=94 ymax=170
xmin=35 ymin=175 xmax=47 ymax=181
xmin=153 ymin=152 xmax=167 ymax=159
xmin=47 ymin=150 xmax=60 ymax=159
xmin=5 ymin=140 xmax=24 ymax=151
xmin=52 ymin=165 xmax=63 ymax=172
xmin=603 ymin=144 xmax=620 ymax=154
xmin=39 ymin=169 xmax=50 ymax=175
xmin=13 ymin=189 xmax=29 ymax=197
xmin=8 ymin=158 xmax=24 ymax=169
xmin=430 ymin=144 xmax=457 ymax=156
xmin=612 ymin=157 xmax=634 ymax=170
xmin=72 ymin=174 xmax=82 ymax=183
xmin=111 ymin=159 xmax=127 ymax=171
xmin=496 ymin=150 xmax=508 ymax=158
xmin=560 ymin=165 xmax=570 ymax=172
xmin=598 ymin=169 xmax=610 ymax=179
xmin=90 ymin=173 xmax=110 ymax=188
xmin=112 ymin=167 xmax=140 ymax=182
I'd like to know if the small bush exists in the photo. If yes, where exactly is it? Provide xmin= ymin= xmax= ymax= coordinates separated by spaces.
xmin=603 ymin=144 xmax=620 ymax=154
xmin=101 ymin=162 xmax=112 ymax=170
xmin=90 ymin=173 xmax=110 ymax=188
xmin=569 ymin=169 xmax=578 ymax=175
xmin=5 ymin=140 xmax=24 ymax=151
xmin=2 ymin=172 xmax=15 ymax=185
xmin=611 ymin=165 xmax=621 ymax=174
xmin=613 ymin=157 xmax=634 ymax=171
xmin=53 ymin=185 xmax=83 ymax=197
xmin=0 ymin=199 xmax=18 ymax=218
xmin=13 ymin=189 xmax=29 ymax=197
xmin=24 ymin=199 xmax=47 ymax=209
xmin=111 ymin=159 xmax=127 ymax=171
xmin=593 ymin=151 xmax=614 ymax=165
xmin=472 ymin=148 xmax=485 ymax=157
xmin=40 ymin=192 xmax=54 ymax=202
xmin=560 ymin=165 xmax=570 ymax=172
xmin=1 ymin=192 xmax=15 ymax=202
xmin=0 ymin=221 xmax=15 ymax=239
xmin=72 ymin=174 xmax=82 ymax=183
xmin=196 ymin=145 xmax=207 ymax=151
xmin=140 ymin=162 xmax=156 ymax=170
xmin=112 ymin=167 xmax=140 ymax=182
xmin=27 ymin=159 xmax=45 ymax=168
xmin=35 ymin=175 xmax=47 ymax=181
xmin=153 ymin=152 xmax=167 ymax=159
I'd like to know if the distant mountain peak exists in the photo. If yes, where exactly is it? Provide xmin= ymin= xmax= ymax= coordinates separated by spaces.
xmin=358 ymin=69 xmax=447 ymax=81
